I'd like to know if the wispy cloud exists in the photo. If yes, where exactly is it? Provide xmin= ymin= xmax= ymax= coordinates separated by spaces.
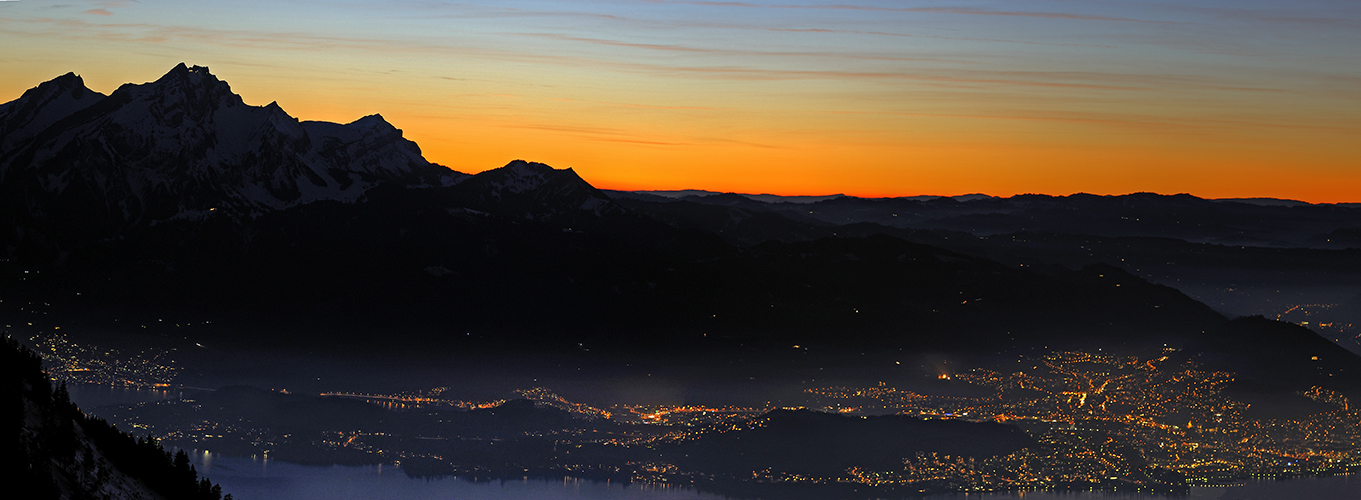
xmin=513 ymin=32 xmax=971 ymax=63
xmin=506 ymin=123 xmax=691 ymax=147
xmin=766 ymin=27 xmax=1118 ymax=49
xmin=547 ymin=96 xmax=725 ymax=111
xmin=81 ymin=0 xmax=132 ymax=16
xmin=638 ymin=1 xmax=1181 ymax=24
xmin=834 ymin=108 xmax=1360 ymax=136
xmin=4 ymin=12 xmax=1292 ymax=95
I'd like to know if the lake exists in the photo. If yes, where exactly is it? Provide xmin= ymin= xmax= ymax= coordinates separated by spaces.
xmin=191 ymin=453 xmax=1361 ymax=500
xmin=66 ymin=382 xmax=208 ymax=410
xmin=193 ymin=453 xmax=725 ymax=500
xmin=69 ymin=384 xmax=1361 ymax=500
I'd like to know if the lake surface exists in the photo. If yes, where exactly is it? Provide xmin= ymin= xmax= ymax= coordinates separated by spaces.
xmin=66 ymin=382 xmax=208 ymax=411
xmin=928 ymin=473 xmax=1361 ymax=500
xmin=192 ymin=454 xmax=726 ymax=500
xmin=68 ymin=384 xmax=1361 ymax=500
xmin=192 ymin=453 xmax=1361 ymax=500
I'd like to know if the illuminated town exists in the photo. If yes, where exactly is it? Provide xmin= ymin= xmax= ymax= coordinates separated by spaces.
xmin=805 ymin=350 xmax=1361 ymax=491
xmin=27 ymin=332 xmax=1361 ymax=497
xmin=31 ymin=332 xmax=179 ymax=389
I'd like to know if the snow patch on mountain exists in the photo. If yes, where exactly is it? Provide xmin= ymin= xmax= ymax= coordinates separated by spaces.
xmin=486 ymin=160 xmax=555 ymax=195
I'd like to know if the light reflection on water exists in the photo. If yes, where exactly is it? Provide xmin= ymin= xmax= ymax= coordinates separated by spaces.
xmin=65 ymin=382 xmax=206 ymax=413
xmin=64 ymin=384 xmax=1361 ymax=500
xmin=925 ymin=474 xmax=1360 ymax=500
xmin=192 ymin=453 xmax=726 ymax=500
xmin=192 ymin=452 xmax=1360 ymax=500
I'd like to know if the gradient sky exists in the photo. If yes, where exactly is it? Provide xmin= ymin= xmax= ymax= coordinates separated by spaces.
xmin=1 ymin=1 xmax=1358 ymax=201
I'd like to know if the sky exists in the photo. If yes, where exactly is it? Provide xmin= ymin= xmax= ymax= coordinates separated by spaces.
xmin=1 ymin=0 xmax=1358 ymax=201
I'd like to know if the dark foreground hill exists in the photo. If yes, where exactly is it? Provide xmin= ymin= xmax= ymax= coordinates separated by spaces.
xmin=609 ymin=189 xmax=1361 ymax=325
xmin=1193 ymin=316 xmax=1361 ymax=391
xmin=611 ymin=190 xmax=1361 ymax=249
xmin=2 ymin=338 xmax=230 ymax=500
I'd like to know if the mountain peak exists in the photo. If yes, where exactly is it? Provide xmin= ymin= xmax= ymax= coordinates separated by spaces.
xmin=157 ymin=63 xmax=220 ymax=86
xmin=49 ymin=71 xmax=84 ymax=89
xmin=167 ymin=62 xmax=212 ymax=76
xmin=349 ymin=113 xmax=395 ymax=130
xmin=0 ymin=65 xmax=456 ymax=228
xmin=488 ymin=160 xmax=593 ymax=187
xmin=5 ymin=72 xmax=98 ymax=108
xmin=447 ymin=160 xmax=617 ymax=219
xmin=115 ymin=63 xmax=243 ymax=114
xmin=0 ymin=71 xmax=105 ymax=150
xmin=501 ymin=159 xmax=556 ymax=174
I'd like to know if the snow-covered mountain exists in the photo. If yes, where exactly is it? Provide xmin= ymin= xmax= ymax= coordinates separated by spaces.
xmin=0 ymin=63 xmax=464 ymax=229
xmin=448 ymin=159 xmax=620 ymax=220
xmin=0 ymin=72 xmax=106 ymax=152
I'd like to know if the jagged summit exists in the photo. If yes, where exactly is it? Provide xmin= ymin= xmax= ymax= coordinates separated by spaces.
xmin=349 ymin=113 xmax=393 ymax=128
xmin=450 ymin=160 xmax=617 ymax=219
xmin=105 ymin=63 xmax=245 ymax=125
xmin=0 ymin=71 xmax=105 ymax=151
xmin=149 ymin=63 xmax=234 ymax=92
xmin=0 ymin=64 xmax=461 ymax=235
xmin=487 ymin=159 xmax=574 ymax=193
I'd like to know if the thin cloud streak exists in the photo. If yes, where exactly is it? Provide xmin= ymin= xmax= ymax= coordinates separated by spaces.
xmin=641 ymin=1 xmax=1181 ymax=24
xmin=546 ymin=97 xmax=726 ymax=111
xmin=767 ymin=28 xmax=1118 ymax=49
xmin=2 ymin=0 xmax=1357 ymax=201
xmin=513 ymin=32 xmax=972 ymax=64
xmin=5 ymin=13 xmax=1291 ymax=95
xmin=832 ymin=109 xmax=1360 ymax=135
xmin=506 ymin=123 xmax=691 ymax=147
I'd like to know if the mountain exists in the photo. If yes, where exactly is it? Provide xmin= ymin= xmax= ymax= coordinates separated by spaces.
xmin=1194 ymin=316 xmax=1361 ymax=391
xmin=0 ymin=63 xmax=462 ymax=262
xmin=2 ymin=65 xmax=1357 ymax=395
xmin=610 ymin=190 xmax=1361 ymax=249
xmin=0 ymin=72 xmax=106 ymax=152
xmin=608 ymin=190 xmax=1361 ymax=330
xmin=448 ymin=160 xmax=620 ymax=221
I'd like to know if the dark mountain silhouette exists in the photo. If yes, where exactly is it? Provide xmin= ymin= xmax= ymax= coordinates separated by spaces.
xmin=617 ymin=190 xmax=1361 ymax=249
xmin=1 ymin=65 xmax=1357 ymax=396
xmin=606 ymin=189 xmax=1361 ymax=330
xmin=1193 ymin=316 xmax=1361 ymax=391
xmin=0 ymin=72 xmax=106 ymax=152
xmin=0 ymin=63 xmax=460 ymax=264
xmin=446 ymin=160 xmax=621 ymax=221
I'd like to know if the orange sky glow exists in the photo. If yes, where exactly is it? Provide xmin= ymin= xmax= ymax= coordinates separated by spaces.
xmin=2 ymin=0 xmax=1357 ymax=202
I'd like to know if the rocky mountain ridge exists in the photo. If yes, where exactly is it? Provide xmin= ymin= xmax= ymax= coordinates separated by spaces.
xmin=0 ymin=64 xmax=461 ymax=234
